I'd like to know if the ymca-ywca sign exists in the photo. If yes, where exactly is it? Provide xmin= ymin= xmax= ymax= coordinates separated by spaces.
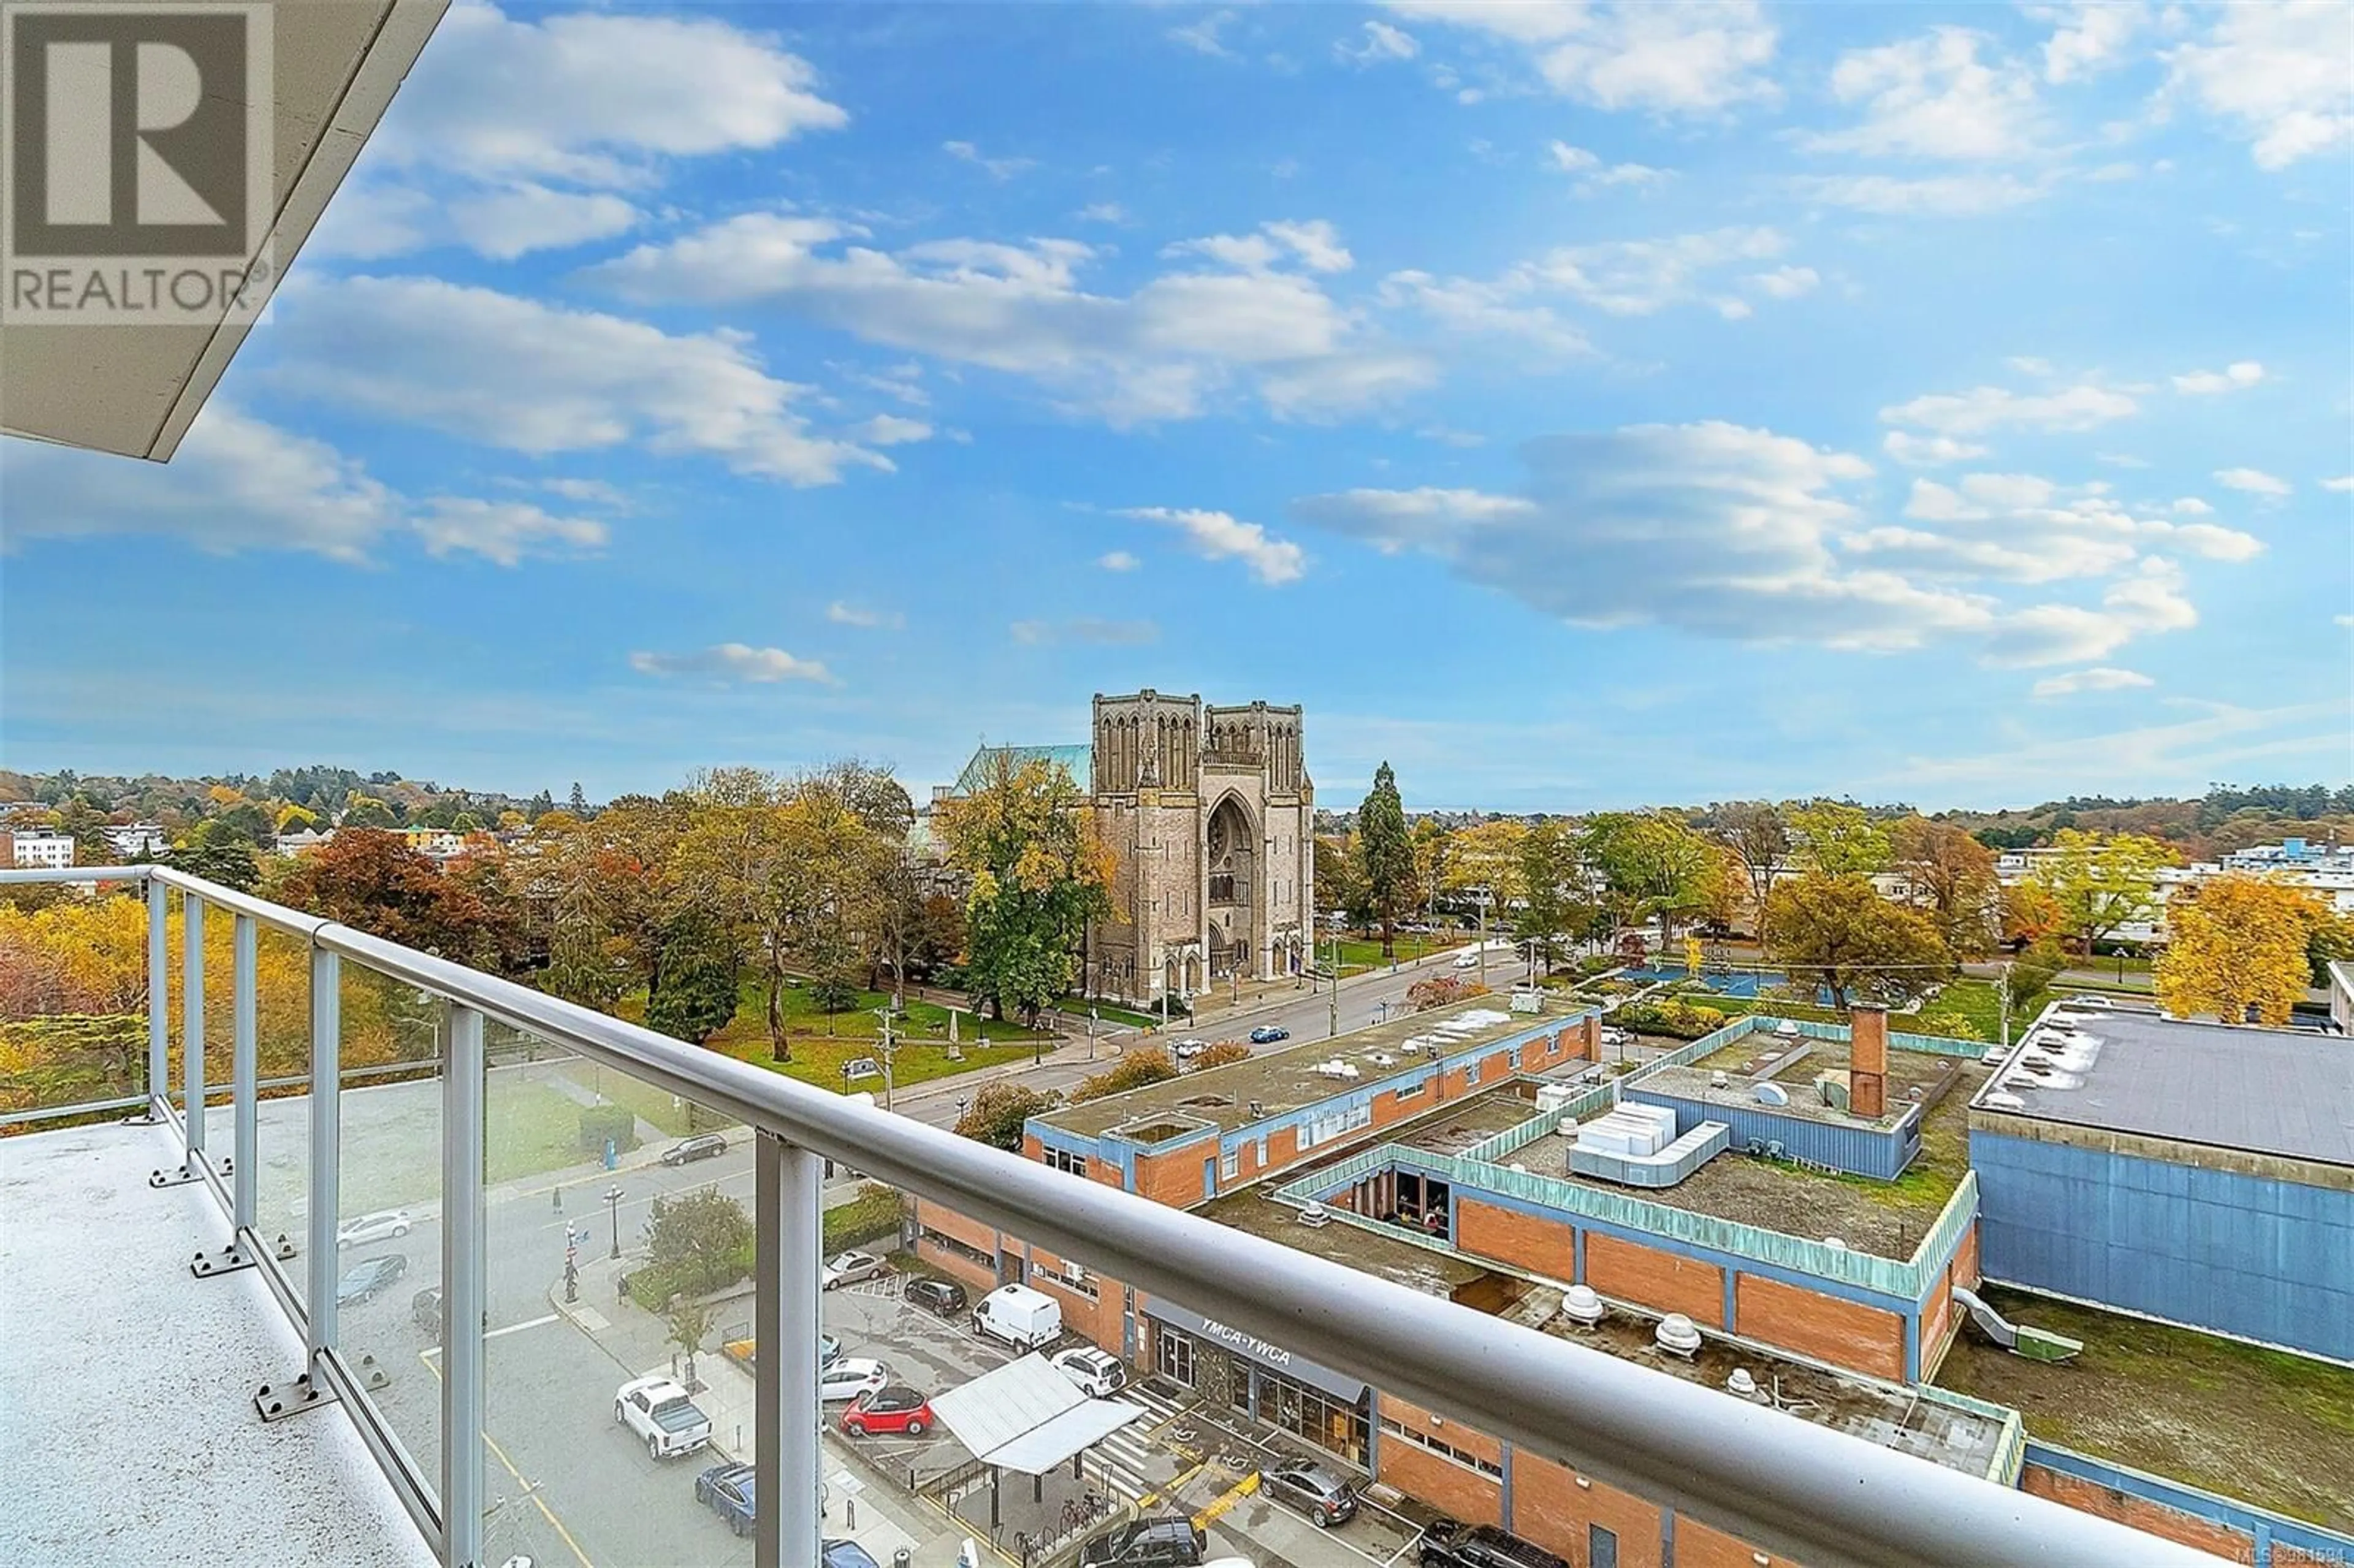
xmin=3 ymin=2 xmax=273 ymax=324
xmin=1198 ymin=1317 xmax=1295 ymax=1369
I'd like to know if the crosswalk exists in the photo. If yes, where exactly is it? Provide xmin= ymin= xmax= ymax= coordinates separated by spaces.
xmin=1094 ymin=1380 xmax=1198 ymax=1501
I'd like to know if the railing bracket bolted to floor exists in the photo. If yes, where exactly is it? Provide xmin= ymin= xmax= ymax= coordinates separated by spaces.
xmin=191 ymin=1239 xmax=259 ymax=1279
xmin=272 ymin=1232 xmax=298 ymax=1261
xmin=354 ymin=1352 xmax=392 ymax=1393
xmin=254 ymin=1371 xmax=337 ymax=1423
xmin=149 ymin=1159 xmax=210 ymax=1188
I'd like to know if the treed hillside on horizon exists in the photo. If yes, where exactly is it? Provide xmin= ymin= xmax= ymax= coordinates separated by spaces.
xmin=4 ymin=766 xmax=2348 ymax=866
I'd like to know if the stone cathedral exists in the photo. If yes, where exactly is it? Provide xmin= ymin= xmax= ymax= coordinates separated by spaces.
xmin=942 ymin=690 xmax=1314 ymax=1008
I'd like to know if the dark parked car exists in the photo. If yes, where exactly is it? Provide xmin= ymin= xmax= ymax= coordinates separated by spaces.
xmin=696 ymin=1462 xmax=756 ymax=1537
xmin=1418 ymin=1518 xmax=1569 ymax=1568
xmin=336 ymin=1254 xmax=408 ymax=1306
xmin=823 ymin=1544 xmax=880 ymax=1568
xmin=1262 ymin=1459 xmax=1358 ymax=1527
xmin=660 ymin=1133 xmax=728 ymax=1166
xmin=1078 ymin=1518 xmax=1207 ymax=1566
xmin=903 ymin=1277 xmax=968 ymax=1316
xmin=1249 ymin=1025 xmax=1290 ymax=1044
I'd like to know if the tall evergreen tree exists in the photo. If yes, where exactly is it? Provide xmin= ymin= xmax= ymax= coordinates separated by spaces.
xmin=1357 ymin=763 xmax=1413 ymax=959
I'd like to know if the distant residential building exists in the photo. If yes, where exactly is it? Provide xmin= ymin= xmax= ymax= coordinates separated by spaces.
xmin=273 ymin=828 xmax=334 ymax=857
xmin=397 ymin=827 xmax=467 ymax=861
xmin=102 ymin=823 xmax=169 ymax=858
xmin=12 ymin=829 xmax=74 ymax=869
xmin=2220 ymin=835 xmax=2352 ymax=873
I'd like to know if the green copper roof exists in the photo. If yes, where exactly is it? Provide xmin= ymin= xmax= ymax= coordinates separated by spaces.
xmin=954 ymin=744 xmax=1092 ymax=795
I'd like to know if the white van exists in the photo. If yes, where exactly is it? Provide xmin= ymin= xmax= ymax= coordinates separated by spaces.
xmin=972 ymin=1283 xmax=1063 ymax=1350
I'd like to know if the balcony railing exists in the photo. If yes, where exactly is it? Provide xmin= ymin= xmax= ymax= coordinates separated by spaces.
xmin=0 ymin=863 xmax=2230 ymax=1568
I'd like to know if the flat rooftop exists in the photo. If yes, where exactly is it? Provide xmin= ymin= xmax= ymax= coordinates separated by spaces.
xmin=1514 ymin=1057 xmax=1989 ymax=1258
xmin=1936 ymin=1285 xmax=2354 ymax=1531
xmin=1043 ymin=994 xmax=1579 ymax=1140
xmin=1972 ymin=1010 xmax=2354 ymax=1166
xmin=1206 ymin=1192 xmax=2009 ymax=1480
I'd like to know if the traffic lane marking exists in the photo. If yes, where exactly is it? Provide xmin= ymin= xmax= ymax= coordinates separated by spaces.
xmin=414 ymin=1345 xmax=597 ymax=1568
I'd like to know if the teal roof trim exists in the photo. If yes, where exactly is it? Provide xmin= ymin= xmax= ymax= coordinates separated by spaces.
xmin=954 ymin=744 xmax=1092 ymax=795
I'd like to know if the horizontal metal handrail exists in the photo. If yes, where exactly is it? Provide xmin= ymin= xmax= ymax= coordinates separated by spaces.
xmin=12 ymin=864 xmax=2227 ymax=1566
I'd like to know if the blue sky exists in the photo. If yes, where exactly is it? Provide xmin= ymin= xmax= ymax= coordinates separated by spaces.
xmin=4 ymin=1 xmax=2349 ymax=812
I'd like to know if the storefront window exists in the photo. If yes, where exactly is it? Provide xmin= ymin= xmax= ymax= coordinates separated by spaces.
xmin=1251 ymin=1366 xmax=1369 ymax=1466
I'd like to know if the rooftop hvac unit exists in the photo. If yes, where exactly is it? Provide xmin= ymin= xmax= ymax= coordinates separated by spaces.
xmin=1821 ymin=1236 xmax=1846 ymax=1251
xmin=1726 ymin=1368 xmax=1760 ymax=1399
xmin=1754 ymin=1082 xmax=1790 ymax=1106
xmin=1710 ymin=1071 xmax=1729 ymax=1089
xmin=1655 ymin=1314 xmax=1703 ymax=1358
xmin=1560 ymin=1285 xmax=1606 ymax=1327
xmin=1297 ymin=1204 xmax=1331 ymax=1228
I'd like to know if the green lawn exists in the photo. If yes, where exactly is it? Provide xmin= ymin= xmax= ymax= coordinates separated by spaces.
xmin=1060 ymin=996 xmax=1161 ymax=1030
xmin=1326 ymin=933 xmax=1461 ymax=970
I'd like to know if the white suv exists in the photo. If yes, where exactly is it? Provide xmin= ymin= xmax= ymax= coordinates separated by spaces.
xmin=337 ymin=1210 xmax=413 ymax=1249
xmin=1050 ymin=1346 xmax=1127 ymax=1398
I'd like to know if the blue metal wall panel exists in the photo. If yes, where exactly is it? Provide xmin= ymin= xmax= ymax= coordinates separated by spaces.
xmin=1975 ymin=1131 xmax=2354 ymax=1361
xmin=1625 ymin=1088 xmax=1915 ymax=1180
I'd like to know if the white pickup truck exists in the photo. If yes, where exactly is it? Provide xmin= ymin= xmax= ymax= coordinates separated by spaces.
xmin=614 ymin=1376 xmax=712 ymax=1460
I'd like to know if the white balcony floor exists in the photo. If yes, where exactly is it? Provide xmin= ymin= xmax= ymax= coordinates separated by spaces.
xmin=0 ymin=1118 xmax=433 ymax=1568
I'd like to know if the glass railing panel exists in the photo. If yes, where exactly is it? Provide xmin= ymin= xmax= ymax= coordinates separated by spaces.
xmin=0 ymin=878 xmax=151 ymax=1122
xmin=479 ymin=1021 xmax=767 ymax=1566
xmin=335 ymin=957 xmax=446 ymax=1494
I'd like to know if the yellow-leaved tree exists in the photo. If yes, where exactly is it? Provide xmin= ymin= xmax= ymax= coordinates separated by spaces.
xmin=2153 ymin=873 xmax=2322 ymax=1026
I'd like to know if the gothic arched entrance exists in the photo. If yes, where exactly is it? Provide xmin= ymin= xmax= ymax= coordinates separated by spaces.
xmin=1205 ymin=794 xmax=1261 ymax=980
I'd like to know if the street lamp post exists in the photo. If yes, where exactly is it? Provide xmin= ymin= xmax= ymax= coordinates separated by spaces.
xmin=603 ymin=1184 xmax=624 ymax=1261
xmin=870 ymin=1005 xmax=898 ymax=1111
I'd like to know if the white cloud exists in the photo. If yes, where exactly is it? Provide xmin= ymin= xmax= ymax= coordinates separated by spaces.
xmin=856 ymin=415 xmax=934 ymax=447
xmin=826 ymin=601 xmax=905 ymax=630
xmin=1746 ymin=265 xmax=1819 ymax=299
xmin=1786 ymin=172 xmax=2052 ymax=215
xmin=1523 ymin=226 xmax=1789 ymax=315
xmin=377 ymin=1 xmax=847 ymax=185
xmin=446 ymin=185 xmax=639 ymax=261
xmin=1880 ymin=381 xmax=2138 ymax=436
xmin=0 ymin=404 xmax=602 ymax=565
xmin=2031 ymin=666 xmax=2154 ymax=699
xmin=1545 ymin=142 xmax=1675 ymax=194
xmin=410 ymin=498 xmax=608 ymax=566
xmin=2095 ymin=451 xmax=2150 ymax=468
xmin=1294 ymin=424 xmax=1993 ymax=650
xmin=1883 ymin=431 xmax=1990 ymax=466
xmin=2171 ymin=497 xmax=2212 ymax=516
xmin=1076 ymin=202 xmax=1129 ymax=224
xmin=1340 ymin=20 xmax=1420 ymax=64
xmin=323 ymin=2 xmax=844 ymax=261
xmin=2214 ymin=466 xmax=2292 ymax=497
xmin=1805 ymin=28 xmax=2043 ymax=160
xmin=268 ymin=276 xmax=891 ymax=485
xmin=629 ymin=644 xmax=836 ymax=684
xmin=1097 ymin=550 xmax=1141 ymax=572
xmin=1263 ymin=219 xmax=1355 ymax=273
xmin=2036 ymin=2 xmax=2147 ymax=84
xmin=1011 ymin=618 xmax=1160 ymax=646
xmin=1118 ymin=507 xmax=1307 ymax=585
xmin=1294 ymin=433 xmax=2255 ymax=668
xmin=1168 ymin=10 xmax=1237 ymax=58
xmin=2165 ymin=1 xmax=2353 ymax=169
xmin=2006 ymin=356 xmax=2055 ymax=376
xmin=945 ymin=140 xmax=1036 ymax=180
xmin=1377 ymin=272 xmax=1593 ymax=357
xmin=587 ymin=214 xmax=1430 ymax=424
xmin=2171 ymin=360 xmax=2265 ymax=394
xmin=2324 ymin=476 xmax=2354 ymax=493
xmin=1389 ymin=1 xmax=1779 ymax=114
xmin=539 ymin=477 xmax=629 ymax=508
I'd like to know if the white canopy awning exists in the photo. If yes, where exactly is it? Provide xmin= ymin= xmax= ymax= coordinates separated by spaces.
xmin=927 ymin=1353 xmax=1148 ymax=1477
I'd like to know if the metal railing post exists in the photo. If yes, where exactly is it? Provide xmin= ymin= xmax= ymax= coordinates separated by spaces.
xmin=143 ymin=877 xmax=168 ymax=1123
xmin=442 ymin=1004 xmax=486 ymax=1568
xmin=754 ymin=1132 xmax=823 ymax=1568
xmin=232 ymin=915 xmax=258 ymax=1230
xmin=194 ymin=914 xmax=265 ymax=1277
xmin=152 ymin=892 xmax=210 ymax=1187
xmin=308 ymin=950 xmax=341 ymax=1357
xmin=183 ymin=895 xmax=205 ymax=1157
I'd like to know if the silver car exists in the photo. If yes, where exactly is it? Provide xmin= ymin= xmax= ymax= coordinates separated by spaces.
xmin=337 ymin=1209 xmax=413 ymax=1249
xmin=821 ymin=1251 xmax=888 ymax=1290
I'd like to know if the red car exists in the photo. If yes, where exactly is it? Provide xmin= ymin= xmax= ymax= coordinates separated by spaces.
xmin=840 ymin=1385 xmax=934 ymax=1438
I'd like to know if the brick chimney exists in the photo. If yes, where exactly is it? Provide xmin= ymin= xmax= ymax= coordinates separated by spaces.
xmin=1849 ymin=1006 xmax=1887 ymax=1118
xmin=1577 ymin=1014 xmax=1601 ymax=1062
